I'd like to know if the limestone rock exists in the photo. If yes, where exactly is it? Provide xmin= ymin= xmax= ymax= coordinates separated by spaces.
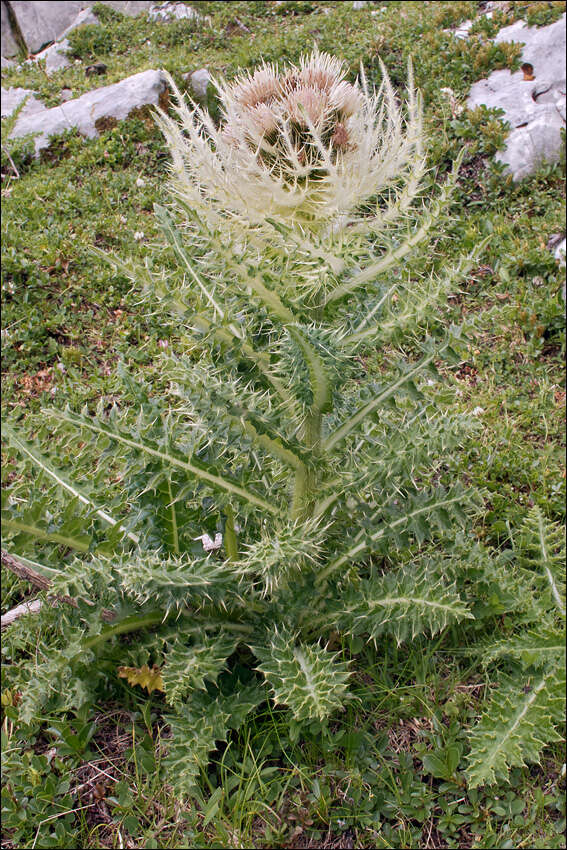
xmin=8 ymin=69 xmax=168 ymax=154
xmin=445 ymin=11 xmax=492 ymax=40
xmin=2 ymin=1 xmax=154 ymax=59
xmin=467 ymin=13 xmax=566 ymax=180
xmin=8 ymin=1 xmax=89 ymax=54
xmin=1 ymin=2 xmax=19 ymax=59
xmin=187 ymin=68 xmax=211 ymax=101
xmin=1 ymin=86 xmax=48 ymax=120
xmin=494 ymin=15 xmax=566 ymax=82
xmin=453 ymin=20 xmax=474 ymax=40
xmin=148 ymin=3 xmax=200 ymax=22
xmin=30 ymin=39 xmax=72 ymax=74
xmin=1 ymin=55 xmax=15 ymax=68
xmin=554 ymin=238 xmax=566 ymax=268
xmin=59 ymin=7 xmax=101 ymax=39
xmin=101 ymin=1 xmax=155 ymax=15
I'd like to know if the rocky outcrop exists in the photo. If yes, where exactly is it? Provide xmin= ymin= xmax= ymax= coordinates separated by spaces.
xmin=186 ymin=68 xmax=211 ymax=101
xmin=6 ymin=1 xmax=88 ymax=55
xmin=1 ymin=1 xmax=155 ymax=58
xmin=6 ymin=69 xmax=168 ymax=154
xmin=148 ymin=3 xmax=199 ymax=22
xmin=28 ymin=39 xmax=72 ymax=74
xmin=0 ymin=85 xmax=47 ymax=119
xmin=467 ymin=13 xmax=566 ymax=181
xmin=1 ymin=0 xmax=21 ymax=59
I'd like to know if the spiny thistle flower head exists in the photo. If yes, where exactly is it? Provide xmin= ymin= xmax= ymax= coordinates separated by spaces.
xmin=155 ymin=49 xmax=422 ymax=232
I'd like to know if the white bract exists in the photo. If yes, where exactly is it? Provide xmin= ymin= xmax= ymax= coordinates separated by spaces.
xmin=155 ymin=49 xmax=423 ymax=235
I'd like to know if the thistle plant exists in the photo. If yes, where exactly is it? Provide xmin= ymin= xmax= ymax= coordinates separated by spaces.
xmin=6 ymin=51 xmax=560 ymax=794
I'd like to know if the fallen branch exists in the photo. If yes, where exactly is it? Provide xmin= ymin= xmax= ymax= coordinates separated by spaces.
xmin=1 ymin=549 xmax=114 ymax=627
xmin=1 ymin=550 xmax=55 ymax=593
xmin=1 ymin=598 xmax=43 ymax=629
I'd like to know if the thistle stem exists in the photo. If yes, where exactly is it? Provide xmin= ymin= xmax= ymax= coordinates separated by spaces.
xmin=291 ymin=409 xmax=322 ymax=521
xmin=82 ymin=608 xmax=255 ymax=652
xmin=224 ymin=504 xmax=238 ymax=561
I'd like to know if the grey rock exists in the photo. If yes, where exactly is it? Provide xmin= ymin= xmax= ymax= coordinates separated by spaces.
xmin=188 ymin=68 xmax=211 ymax=101
xmin=86 ymin=62 xmax=108 ymax=76
xmin=445 ymin=10 xmax=492 ymax=40
xmin=148 ymin=3 xmax=199 ymax=22
xmin=494 ymin=15 xmax=566 ymax=82
xmin=8 ymin=69 xmax=168 ymax=154
xmin=1 ymin=55 xmax=15 ymax=68
xmin=9 ymin=1 xmax=89 ymax=54
xmin=30 ymin=39 xmax=72 ymax=74
xmin=554 ymin=237 xmax=566 ymax=268
xmin=101 ymin=1 xmax=155 ymax=15
xmin=1 ymin=86 xmax=47 ymax=119
xmin=59 ymin=7 xmax=101 ymax=39
xmin=453 ymin=19 xmax=474 ymax=39
xmin=496 ymin=111 xmax=565 ymax=180
xmin=3 ymin=2 xmax=153 ymax=59
xmin=1 ymin=1 xmax=20 ymax=58
xmin=352 ymin=1 xmax=367 ymax=9
xmin=467 ymin=13 xmax=566 ymax=180
xmin=60 ymin=88 xmax=73 ymax=102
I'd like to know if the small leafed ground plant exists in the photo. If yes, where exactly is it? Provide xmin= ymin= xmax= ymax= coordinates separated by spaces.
xmin=2 ymin=50 xmax=564 ymax=796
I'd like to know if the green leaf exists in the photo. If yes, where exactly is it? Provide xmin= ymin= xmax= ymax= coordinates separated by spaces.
xmin=318 ymin=486 xmax=472 ymax=582
xmin=162 ymin=633 xmax=239 ymax=704
xmin=163 ymin=685 xmax=264 ymax=794
xmin=2 ymin=517 xmax=91 ymax=553
xmin=336 ymin=563 xmax=472 ymax=644
xmin=466 ymin=669 xmax=566 ymax=788
xmin=422 ymin=743 xmax=463 ymax=780
xmin=519 ymin=508 xmax=565 ymax=615
xmin=47 ymin=408 xmax=279 ymax=515
xmin=2 ymin=421 xmax=138 ymax=545
xmin=253 ymin=627 xmax=352 ymax=723
xmin=324 ymin=351 xmax=438 ymax=451
xmin=480 ymin=623 xmax=566 ymax=669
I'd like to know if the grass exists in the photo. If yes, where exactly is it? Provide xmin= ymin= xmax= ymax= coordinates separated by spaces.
xmin=1 ymin=1 xmax=565 ymax=847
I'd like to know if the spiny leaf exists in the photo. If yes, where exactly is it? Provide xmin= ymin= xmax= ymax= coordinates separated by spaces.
xmin=518 ymin=507 xmax=565 ymax=615
xmin=118 ymin=664 xmax=165 ymax=694
xmin=163 ymin=684 xmax=265 ymax=794
xmin=253 ymin=627 xmax=352 ymax=723
xmin=466 ymin=669 xmax=566 ymax=788
xmin=47 ymin=408 xmax=280 ymax=515
xmin=480 ymin=623 xmax=566 ymax=669
xmin=318 ymin=486 xmax=474 ymax=582
xmin=335 ymin=563 xmax=472 ymax=644
xmin=161 ymin=633 xmax=239 ymax=705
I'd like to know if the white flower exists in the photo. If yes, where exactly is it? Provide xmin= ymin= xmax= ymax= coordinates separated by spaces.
xmin=133 ymin=231 xmax=145 ymax=241
xmin=154 ymin=48 xmax=422 ymax=233
xmin=136 ymin=177 xmax=146 ymax=187
xmin=472 ymin=406 xmax=485 ymax=416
